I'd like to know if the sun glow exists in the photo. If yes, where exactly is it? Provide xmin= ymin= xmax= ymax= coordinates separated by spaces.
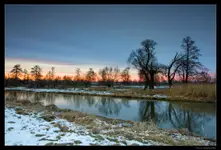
xmin=5 ymin=57 xmax=140 ymax=81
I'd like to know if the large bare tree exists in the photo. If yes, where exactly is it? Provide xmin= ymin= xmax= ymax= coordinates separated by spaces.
xmin=179 ymin=36 xmax=202 ymax=83
xmin=128 ymin=39 xmax=163 ymax=89
xmin=162 ymin=53 xmax=185 ymax=88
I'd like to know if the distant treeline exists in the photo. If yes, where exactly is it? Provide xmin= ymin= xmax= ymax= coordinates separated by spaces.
xmin=5 ymin=36 xmax=216 ymax=89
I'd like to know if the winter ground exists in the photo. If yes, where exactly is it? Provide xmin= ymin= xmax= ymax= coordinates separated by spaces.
xmin=5 ymin=105 xmax=216 ymax=146
xmin=5 ymin=107 xmax=157 ymax=146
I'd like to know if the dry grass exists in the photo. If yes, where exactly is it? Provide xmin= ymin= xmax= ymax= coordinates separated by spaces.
xmin=113 ymin=83 xmax=216 ymax=102
xmin=59 ymin=111 xmax=95 ymax=125
xmin=177 ymin=138 xmax=203 ymax=146
xmin=132 ymin=122 xmax=147 ymax=131
xmin=15 ymin=100 xmax=32 ymax=105
xmin=171 ymin=84 xmax=216 ymax=100
xmin=143 ymin=135 xmax=177 ymax=146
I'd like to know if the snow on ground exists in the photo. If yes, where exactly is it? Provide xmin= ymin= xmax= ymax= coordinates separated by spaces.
xmin=5 ymin=107 xmax=154 ymax=146
xmin=5 ymin=87 xmax=112 ymax=95
xmin=5 ymin=87 xmax=169 ymax=96
xmin=5 ymin=87 xmax=168 ymax=99
xmin=116 ymin=85 xmax=169 ymax=89
xmin=152 ymin=94 xmax=168 ymax=99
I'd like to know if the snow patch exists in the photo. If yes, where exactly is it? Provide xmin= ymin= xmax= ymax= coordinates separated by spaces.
xmin=5 ymin=107 xmax=155 ymax=146
xmin=152 ymin=94 xmax=168 ymax=99
xmin=5 ymin=87 xmax=112 ymax=95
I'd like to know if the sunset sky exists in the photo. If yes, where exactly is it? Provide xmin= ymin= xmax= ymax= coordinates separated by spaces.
xmin=5 ymin=5 xmax=216 ymax=80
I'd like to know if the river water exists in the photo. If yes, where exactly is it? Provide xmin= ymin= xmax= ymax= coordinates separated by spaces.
xmin=5 ymin=91 xmax=216 ymax=139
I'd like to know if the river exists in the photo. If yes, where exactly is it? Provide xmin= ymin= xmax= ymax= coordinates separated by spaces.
xmin=5 ymin=91 xmax=216 ymax=139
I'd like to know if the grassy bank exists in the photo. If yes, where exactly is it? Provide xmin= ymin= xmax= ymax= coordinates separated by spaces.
xmin=89 ymin=84 xmax=216 ymax=102
xmin=5 ymin=83 xmax=216 ymax=103
xmin=88 ymin=84 xmax=216 ymax=103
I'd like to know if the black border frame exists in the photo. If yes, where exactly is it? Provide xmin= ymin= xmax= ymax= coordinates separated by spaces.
xmin=3 ymin=1 xmax=219 ymax=150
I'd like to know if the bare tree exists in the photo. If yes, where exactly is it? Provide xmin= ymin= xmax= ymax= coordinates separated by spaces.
xmin=45 ymin=70 xmax=52 ymax=88
xmin=23 ymin=69 xmax=30 ymax=84
xmin=86 ymin=68 xmax=97 ymax=82
xmin=138 ymin=69 xmax=145 ymax=83
xmin=31 ymin=65 xmax=42 ymax=81
xmin=162 ymin=53 xmax=185 ymax=88
xmin=128 ymin=39 xmax=163 ymax=89
xmin=194 ymin=67 xmax=211 ymax=83
xmin=45 ymin=71 xmax=52 ymax=80
xmin=30 ymin=65 xmax=43 ymax=88
xmin=10 ymin=64 xmax=23 ymax=80
xmin=74 ymin=68 xmax=81 ymax=81
xmin=121 ymin=67 xmax=131 ymax=84
xmin=45 ymin=67 xmax=55 ymax=87
xmin=51 ymin=67 xmax=55 ymax=80
xmin=23 ymin=69 xmax=28 ymax=79
xmin=179 ymin=36 xmax=202 ymax=83
xmin=113 ymin=66 xmax=120 ymax=83
xmin=99 ymin=66 xmax=120 ymax=87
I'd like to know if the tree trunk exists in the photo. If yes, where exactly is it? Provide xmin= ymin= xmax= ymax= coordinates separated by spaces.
xmin=144 ymin=79 xmax=149 ymax=90
xmin=182 ymin=71 xmax=185 ymax=83
xmin=144 ymin=83 xmax=148 ymax=90
xmin=168 ymin=80 xmax=172 ymax=88
xmin=185 ymin=72 xmax=189 ymax=84
xmin=143 ymin=74 xmax=149 ymax=90
xmin=149 ymin=73 xmax=154 ymax=89
xmin=149 ymin=84 xmax=154 ymax=89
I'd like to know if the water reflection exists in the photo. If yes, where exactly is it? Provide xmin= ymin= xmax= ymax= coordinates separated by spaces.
xmin=139 ymin=101 xmax=168 ymax=124
xmin=94 ymin=97 xmax=121 ymax=116
xmin=4 ymin=91 xmax=216 ymax=139
xmin=85 ymin=96 xmax=95 ymax=107
xmin=167 ymin=103 xmax=213 ymax=136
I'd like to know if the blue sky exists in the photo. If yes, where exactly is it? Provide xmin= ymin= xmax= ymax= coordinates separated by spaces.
xmin=5 ymin=4 xmax=216 ymax=77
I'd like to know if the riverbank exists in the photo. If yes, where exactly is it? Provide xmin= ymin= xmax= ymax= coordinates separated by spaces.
xmin=5 ymin=86 xmax=216 ymax=103
xmin=5 ymin=98 xmax=216 ymax=146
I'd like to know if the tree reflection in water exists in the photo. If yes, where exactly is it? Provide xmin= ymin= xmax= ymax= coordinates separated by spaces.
xmin=139 ymin=101 xmax=168 ymax=124
xmin=90 ymin=97 xmax=130 ymax=116
xmin=84 ymin=95 xmax=95 ymax=107
xmin=43 ymin=93 xmax=56 ymax=105
xmin=139 ymin=100 xmax=213 ymax=136
xmin=62 ymin=94 xmax=81 ymax=108
xmin=167 ymin=103 xmax=212 ymax=135
xmin=33 ymin=92 xmax=45 ymax=103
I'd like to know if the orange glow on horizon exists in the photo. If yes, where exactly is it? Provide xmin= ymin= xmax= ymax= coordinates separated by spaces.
xmin=5 ymin=57 xmax=216 ymax=82
xmin=5 ymin=57 xmax=140 ymax=81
